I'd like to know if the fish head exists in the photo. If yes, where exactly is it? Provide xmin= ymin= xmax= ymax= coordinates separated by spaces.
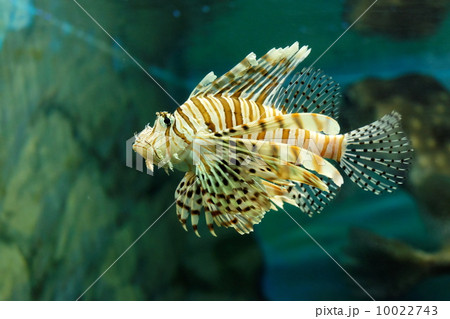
xmin=133 ymin=111 xmax=176 ymax=173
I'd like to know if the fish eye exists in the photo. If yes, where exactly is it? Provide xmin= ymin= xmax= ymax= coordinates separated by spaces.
xmin=159 ymin=113 xmax=174 ymax=127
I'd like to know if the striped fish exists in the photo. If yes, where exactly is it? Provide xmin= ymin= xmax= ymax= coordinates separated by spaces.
xmin=133 ymin=42 xmax=413 ymax=237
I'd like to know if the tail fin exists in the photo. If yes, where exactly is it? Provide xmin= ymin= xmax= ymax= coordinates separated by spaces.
xmin=339 ymin=111 xmax=413 ymax=194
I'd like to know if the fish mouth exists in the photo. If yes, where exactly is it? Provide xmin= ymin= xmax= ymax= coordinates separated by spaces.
xmin=132 ymin=141 xmax=161 ymax=162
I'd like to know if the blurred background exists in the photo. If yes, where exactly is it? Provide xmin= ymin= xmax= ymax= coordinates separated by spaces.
xmin=1 ymin=0 xmax=450 ymax=300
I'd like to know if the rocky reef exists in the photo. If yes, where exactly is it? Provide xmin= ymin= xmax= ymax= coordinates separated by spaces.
xmin=0 ymin=0 xmax=262 ymax=300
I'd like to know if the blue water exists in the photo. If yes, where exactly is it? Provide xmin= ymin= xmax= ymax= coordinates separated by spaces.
xmin=256 ymin=188 xmax=434 ymax=300
xmin=1 ymin=0 xmax=449 ymax=301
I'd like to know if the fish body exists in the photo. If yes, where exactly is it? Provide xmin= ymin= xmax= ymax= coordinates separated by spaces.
xmin=133 ymin=42 xmax=412 ymax=236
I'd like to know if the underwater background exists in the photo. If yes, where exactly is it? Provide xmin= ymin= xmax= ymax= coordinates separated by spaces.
xmin=1 ymin=0 xmax=450 ymax=301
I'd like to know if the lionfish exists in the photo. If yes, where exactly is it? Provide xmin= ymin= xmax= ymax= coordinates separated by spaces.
xmin=132 ymin=42 xmax=412 ymax=237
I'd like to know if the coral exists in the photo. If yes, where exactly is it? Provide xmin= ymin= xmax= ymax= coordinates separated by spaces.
xmin=344 ymin=0 xmax=450 ymax=39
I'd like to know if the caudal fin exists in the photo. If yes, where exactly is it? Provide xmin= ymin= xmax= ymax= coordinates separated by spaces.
xmin=339 ymin=111 xmax=413 ymax=194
